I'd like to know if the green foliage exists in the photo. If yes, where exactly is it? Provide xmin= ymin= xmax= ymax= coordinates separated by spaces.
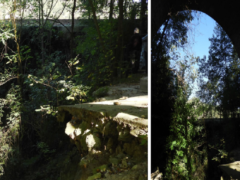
xmin=37 ymin=141 xmax=56 ymax=160
xmin=210 ymin=138 xmax=228 ymax=162
xmin=151 ymin=11 xmax=213 ymax=179
xmin=0 ymin=24 xmax=14 ymax=45
xmin=74 ymin=20 xmax=118 ymax=88
xmin=165 ymin=88 xmax=207 ymax=180
xmin=24 ymin=51 xmax=90 ymax=108
xmin=92 ymin=86 xmax=109 ymax=98
xmin=0 ymin=1 xmax=147 ymax=179
xmin=0 ymin=84 xmax=21 ymax=177
xmin=22 ymin=155 xmax=41 ymax=169
xmin=138 ymin=134 xmax=148 ymax=146
xmin=151 ymin=10 xmax=195 ymax=175
xmin=197 ymin=22 xmax=240 ymax=117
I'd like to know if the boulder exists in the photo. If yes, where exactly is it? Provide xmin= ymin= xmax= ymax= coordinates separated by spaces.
xmin=229 ymin=148 xmax=240 ymax=162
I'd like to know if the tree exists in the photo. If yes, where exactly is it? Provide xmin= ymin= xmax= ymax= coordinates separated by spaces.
xmin=221 ymin=47 xmax=240 ymax=117
xmin=164 ymin=40 xmax=206 ymax=180
xmin=174 ymin=55 xmax=198 ymax=99
xmin=197 ymin=23 xmax=239 ymax=118
xmin=74 ymin=0 xmax=147 ymax=87
xmin=0 ymin=1 xmax=148 ymax=178
xmin=151 ymin=9 xmax=194 ymax=173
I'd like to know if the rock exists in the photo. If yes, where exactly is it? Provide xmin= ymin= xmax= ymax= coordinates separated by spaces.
xmin=121 ymin=157 xmax=128 ymax=168
xmin=219 ymin=161 xmax=240 ymax=179
xmin=132 ymin=164 xmax=141 ymax=170
xmin=116 ymin=122 xmax=124 ymax=129
xmin=79 ymin=121 xmax=91 ymax=133
xmin=85 ymin=133 xmax=101 ymax=151
xmin=115 ymin=144 xmax=122 ymax=154
xmin=103 ymin=121 xmax=118 ymax=137
xmin=132 ymin=162 xmax=147 ymax=170
xmin=79 ymin=157 xmax=88 ymax=168
xmin=130 ymin=128 xmax=147 ymax=137
xmin=97 ymin=164 xmax=108 ymax=172
xmin=123 ymin=143 xmax=132 ymax=155
xmin=109 ymin=157 xmax=121 ymax=166
xmin=122 ymin=139 xmax=145 ymax=159
xmin=118 ymin=127 xmax=134 ymax=142
xmin=92 ymin=164 xmax=108 ymax=174
xmin=54 ymin=78 xmax=148 ymax=180
xmin=138 ymin=174 xmax=147 ymax=180
xmin=229 ymin=148 xmax=240 ymax=162
xmin=91 ymin=149 xmax=102 ymax=154
xmin=76 ymin=129 xmax=91 ymax=152
xmin=153 ymin=173 xmax=163 ymax=180
xmin=103 ymin=162 xmax=147 ymax=180
xmin=151 ymin=168 xmax=163 ymax=180
xmin=116 ymin=153 xmax=125 ymax=159
xmin=65 ymin=121 xmax=76 ymax=136
xmin=132 ymin=145 xmax=145 ymax=159
xmin=106 ymin=137 xmax=117 ymax=152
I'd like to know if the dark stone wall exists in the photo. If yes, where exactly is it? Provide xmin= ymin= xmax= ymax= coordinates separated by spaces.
xmin=198 ymin=118 xmax=240 ymax=179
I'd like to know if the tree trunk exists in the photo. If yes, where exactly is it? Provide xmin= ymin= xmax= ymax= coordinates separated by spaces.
xmin=140 ymin=0 xmax=147 ymax=34
xmin=10 ymin=0 xmax=23 ymax=88
xmin=115 ymin=0 xmax=124 ymax=77
xmin=89 ymin=0 xmax=106 ymax=53
xmin=40 ymin=0 xmax=44 ymax=64
xmin=71 ymin=0 xmax=77 ymax=59
xmin=109 ymin=0 xmax=114 ymax=19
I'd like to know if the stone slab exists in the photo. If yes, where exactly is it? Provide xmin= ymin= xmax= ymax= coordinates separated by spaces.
xmin=57 ymin=95 xmax=148 ymax=130
xmin=219 ymin=161 xmax=240 ymax=179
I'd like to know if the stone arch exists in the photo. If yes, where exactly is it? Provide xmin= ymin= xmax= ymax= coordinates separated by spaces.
xmin=151 ymin=0 xmax=240 ymax=175
xmin=152 ymin=0 xmax=240 ymax=57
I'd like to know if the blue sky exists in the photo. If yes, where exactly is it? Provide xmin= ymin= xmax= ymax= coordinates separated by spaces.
xmin=169 ymin=11 xmax=217 ymax=100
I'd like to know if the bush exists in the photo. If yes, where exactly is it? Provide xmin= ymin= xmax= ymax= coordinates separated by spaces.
xmin=92 ymin=86 xmax=109 ymax=98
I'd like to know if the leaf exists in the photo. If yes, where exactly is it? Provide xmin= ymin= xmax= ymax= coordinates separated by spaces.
xmin=176 ymin=150 xmax=184 ymax=157
xmin=172 ymin=159 xmax=178 ymax=164
xmin=170 ymin=141 xmax=177 ymax=150
xmin=14 ymin=112 xmax=19 ymax=117
xmin=140 ymin=139 xmax=147 ymax=145
xmin=73 ymin=60 xmax=79 ymax=65
xmin=1 ymin=145 xmax=9 ymax=150
xmin=91 ymin=50 xmax=96 ymax=55
xmin=66 ymin=96 xmax=75 ymax=100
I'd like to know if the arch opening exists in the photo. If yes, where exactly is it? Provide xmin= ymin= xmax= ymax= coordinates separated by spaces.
xmin=151 ymin=7 xmax=240 ymax=180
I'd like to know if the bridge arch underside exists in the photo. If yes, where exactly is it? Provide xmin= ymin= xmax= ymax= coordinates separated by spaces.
xmin=152 ymin=0 xmax=240 ymax=58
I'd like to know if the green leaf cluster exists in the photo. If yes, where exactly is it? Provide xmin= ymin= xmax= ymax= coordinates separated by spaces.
xmin=165 ymin=87 xmax=208 ymax=180
xmin=74 ymin=20 xmax=118 ymax=88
